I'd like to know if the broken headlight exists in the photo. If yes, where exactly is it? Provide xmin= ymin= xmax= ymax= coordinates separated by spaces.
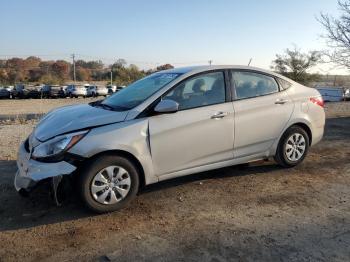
xmin=32 ymin=130 xmax=88 ymax=161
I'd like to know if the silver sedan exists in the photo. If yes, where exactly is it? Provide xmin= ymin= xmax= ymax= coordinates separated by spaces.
xmin=15 ymin=65 xmax=325 ymax=213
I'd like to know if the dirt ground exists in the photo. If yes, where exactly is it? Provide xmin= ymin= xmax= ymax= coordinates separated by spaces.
xmin=0 ymin=102 xmax=349 ymax=261
xmin=0 ymin=98 xmax=99 ymax=116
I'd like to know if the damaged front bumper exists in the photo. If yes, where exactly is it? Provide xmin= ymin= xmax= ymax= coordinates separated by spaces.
xmin=14 ymin=142 xmax=77 ymax=193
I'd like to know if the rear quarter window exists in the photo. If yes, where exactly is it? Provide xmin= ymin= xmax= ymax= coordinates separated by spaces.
xmin=277 ymin=78 xmax=292 ymax=90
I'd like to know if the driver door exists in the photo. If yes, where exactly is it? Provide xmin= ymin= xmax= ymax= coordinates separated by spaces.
xmin=148 ymin=71 xmax=235 ymax=176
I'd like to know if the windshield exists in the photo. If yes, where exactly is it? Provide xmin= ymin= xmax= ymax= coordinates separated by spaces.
xmin=101 ymin=72 xmax=181 ymax=110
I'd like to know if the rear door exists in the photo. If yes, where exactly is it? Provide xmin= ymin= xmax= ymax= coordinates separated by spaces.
xmin=148 ymin=71 xmax=235 ymax=176
xmin=230 ymin=70 xmax=294 ymax=158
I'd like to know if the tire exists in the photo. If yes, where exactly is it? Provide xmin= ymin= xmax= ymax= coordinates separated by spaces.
xmin=78 ymin=155 xmax=140 ymax=213
xmin=274 ymin=126 xmax=310 ymax=168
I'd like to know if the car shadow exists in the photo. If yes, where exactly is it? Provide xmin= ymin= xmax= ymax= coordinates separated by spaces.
xmin=0 ymin=159 xmax=280 ymax=232
xmin=140 ymin=161 xmax=280 ymax=194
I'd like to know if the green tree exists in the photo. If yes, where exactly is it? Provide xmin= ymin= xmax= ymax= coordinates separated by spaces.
xmin=113 ymin=58 xmax=127 ymax=68
xmin=76 ymin=67 xmax=90 ymax=81
xmin=271 ymin=46 xmax=320 ymax=84
xmin=51 ymin=60 xmax=70 ymax=81
xmin=39 ymin=74 xmax=62 ymax=85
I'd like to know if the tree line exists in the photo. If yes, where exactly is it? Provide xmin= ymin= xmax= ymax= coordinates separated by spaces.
xmin=0 ymin=56 xmax=174 ymax=86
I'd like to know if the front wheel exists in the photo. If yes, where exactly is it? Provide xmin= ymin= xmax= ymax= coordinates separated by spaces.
xmin=274 ymin=126 xmax=310 ymax=168
xmin=78 ymin=155 xmax=139 ymax=213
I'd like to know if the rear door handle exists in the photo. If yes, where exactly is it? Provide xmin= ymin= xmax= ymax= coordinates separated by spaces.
xmin=211 ymin=111 xmax=228 ymax=119
xmin=275 ymin=99 xmax=288 ymax=105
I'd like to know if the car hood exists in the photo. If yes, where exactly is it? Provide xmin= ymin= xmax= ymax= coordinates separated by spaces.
xmin=34 ymin=104 xmax=128 ymax=141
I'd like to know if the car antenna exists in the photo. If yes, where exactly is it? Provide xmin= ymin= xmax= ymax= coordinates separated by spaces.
xmin=248 ymin=58 xmax=252 ymax=66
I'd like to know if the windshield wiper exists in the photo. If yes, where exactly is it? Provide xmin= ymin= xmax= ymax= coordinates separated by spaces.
xmin=97 ymin=103 xmax=116 ymax=110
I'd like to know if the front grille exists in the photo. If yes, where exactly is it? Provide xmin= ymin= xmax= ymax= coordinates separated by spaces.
xmin=24 ymin=138 xmax=30 ymax=153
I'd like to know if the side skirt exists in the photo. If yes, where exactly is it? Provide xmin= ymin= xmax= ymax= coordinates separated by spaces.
xmin=158 ymin=152 xmax=270 ymax=182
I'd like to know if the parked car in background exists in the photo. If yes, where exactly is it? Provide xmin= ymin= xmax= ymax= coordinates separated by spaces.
xmin=28 ymin=85 xmax=43 ymax=98
xmin=87 ymin=85 xmax=109 ymax=97
xmin=42 ymin=85 xmax=65 ymax=98
xmin=117 ymin=86 xmax=125 ymax=92
xmin=66 ymin=85 xmax=87 ymax=98
xmin=7 ymin=86 xmax=14 ymax=94
xmin=0 ymin=86 xmax=12 ymax=99
xmin=12 ymin=84 xmax=42 ymax=98
xmin=106 ymin=84 xmax=117 ymax=94
xmin=344 ymin=88 xmax=350 ymax=101
xmin=12 ymin=85 xmax=26 ymax=98
xmin=316 ymin=87 xmax=343 ymax=102
xmin=15 ymin=65 xmax=325 ymax=213
xmin=12 ymin=84 xmax=42 ymax=99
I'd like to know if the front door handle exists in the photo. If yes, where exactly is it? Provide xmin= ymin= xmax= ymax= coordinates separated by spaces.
xmin=211 ymin=111 xmax=228 ymax=119
xmin=275 ymin=99 xmax=288 ymax=105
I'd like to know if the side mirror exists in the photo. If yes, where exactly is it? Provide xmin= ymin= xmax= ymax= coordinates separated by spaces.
xmin=154 ymin=99 xmax=179 ymax=113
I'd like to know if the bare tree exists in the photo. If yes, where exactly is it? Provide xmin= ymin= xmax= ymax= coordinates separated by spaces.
xmin=114 ymin=59 xmax=127 ymax=68
xmin=319 ymin=0 xmax=350 ymax=69
xmin=271 ymin=46 xmax=320 ymax=84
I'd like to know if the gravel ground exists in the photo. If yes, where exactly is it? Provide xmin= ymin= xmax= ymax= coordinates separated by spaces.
xmin=0 ymin=101 xmax=349 ymax=261
xmin=0 ymin=98 xmax=99 ymax=116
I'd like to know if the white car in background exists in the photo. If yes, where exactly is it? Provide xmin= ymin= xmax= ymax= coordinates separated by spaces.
xmin=344 ymin=88 xmax=350 ymax=100
xmin=106 ymin=85 xmax=117 ymax=94
xmin=87 ymin=85 xmax=109 ymax=97
xmin=66 ymin=85 xmax=87 ymax=98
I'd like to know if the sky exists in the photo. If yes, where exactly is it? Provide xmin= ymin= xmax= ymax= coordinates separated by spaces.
xmin=0 ymin=0 xmax=345 ymax=74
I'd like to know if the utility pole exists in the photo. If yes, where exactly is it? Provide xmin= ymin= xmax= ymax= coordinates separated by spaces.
xmin=208 ymin=60 xmax=213 ymax=66
xmin=71 ymin=54 xmax=76 ymax=83
xmin=110 ymin=67 xmax=113 ymax=86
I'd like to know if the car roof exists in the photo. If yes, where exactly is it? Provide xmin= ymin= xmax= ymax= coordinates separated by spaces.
xmin=160 ymin=65 xmax=293 ymax=82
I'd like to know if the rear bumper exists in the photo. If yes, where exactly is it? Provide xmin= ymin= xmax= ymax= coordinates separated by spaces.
xmin=14 ymin=142 xmax=77 ymax=192
xmin=311 ymin=124 xmax=324 ymax=146
xmin=310 ymin=111 xmax=325 ymax=146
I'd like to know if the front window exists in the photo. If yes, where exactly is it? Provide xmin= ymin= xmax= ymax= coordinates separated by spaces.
xmin=163 ymin=71 xmax=226 ymax=110
xmin=102 ymin=73 xmax=181 ymax=111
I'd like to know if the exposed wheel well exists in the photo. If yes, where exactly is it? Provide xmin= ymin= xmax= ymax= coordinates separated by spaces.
xmin=290 ymin=123 xmax=312 ymax=145
xmin=85 ymin=150 xmax=146 ymax=188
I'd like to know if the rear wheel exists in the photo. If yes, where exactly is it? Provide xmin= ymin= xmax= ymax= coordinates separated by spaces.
xmin=78 ymin=155 xmax=139 ymax=213
xmin=274 ymin=126 xmax=309 ymax=167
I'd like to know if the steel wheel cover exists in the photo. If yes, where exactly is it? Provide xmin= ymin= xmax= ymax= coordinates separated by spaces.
xmin=90 ymin=165 xmax=131 ymax=205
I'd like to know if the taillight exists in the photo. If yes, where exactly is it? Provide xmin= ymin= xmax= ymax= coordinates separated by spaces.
xmin=310 ymin=97 xmax=324 ymax=108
